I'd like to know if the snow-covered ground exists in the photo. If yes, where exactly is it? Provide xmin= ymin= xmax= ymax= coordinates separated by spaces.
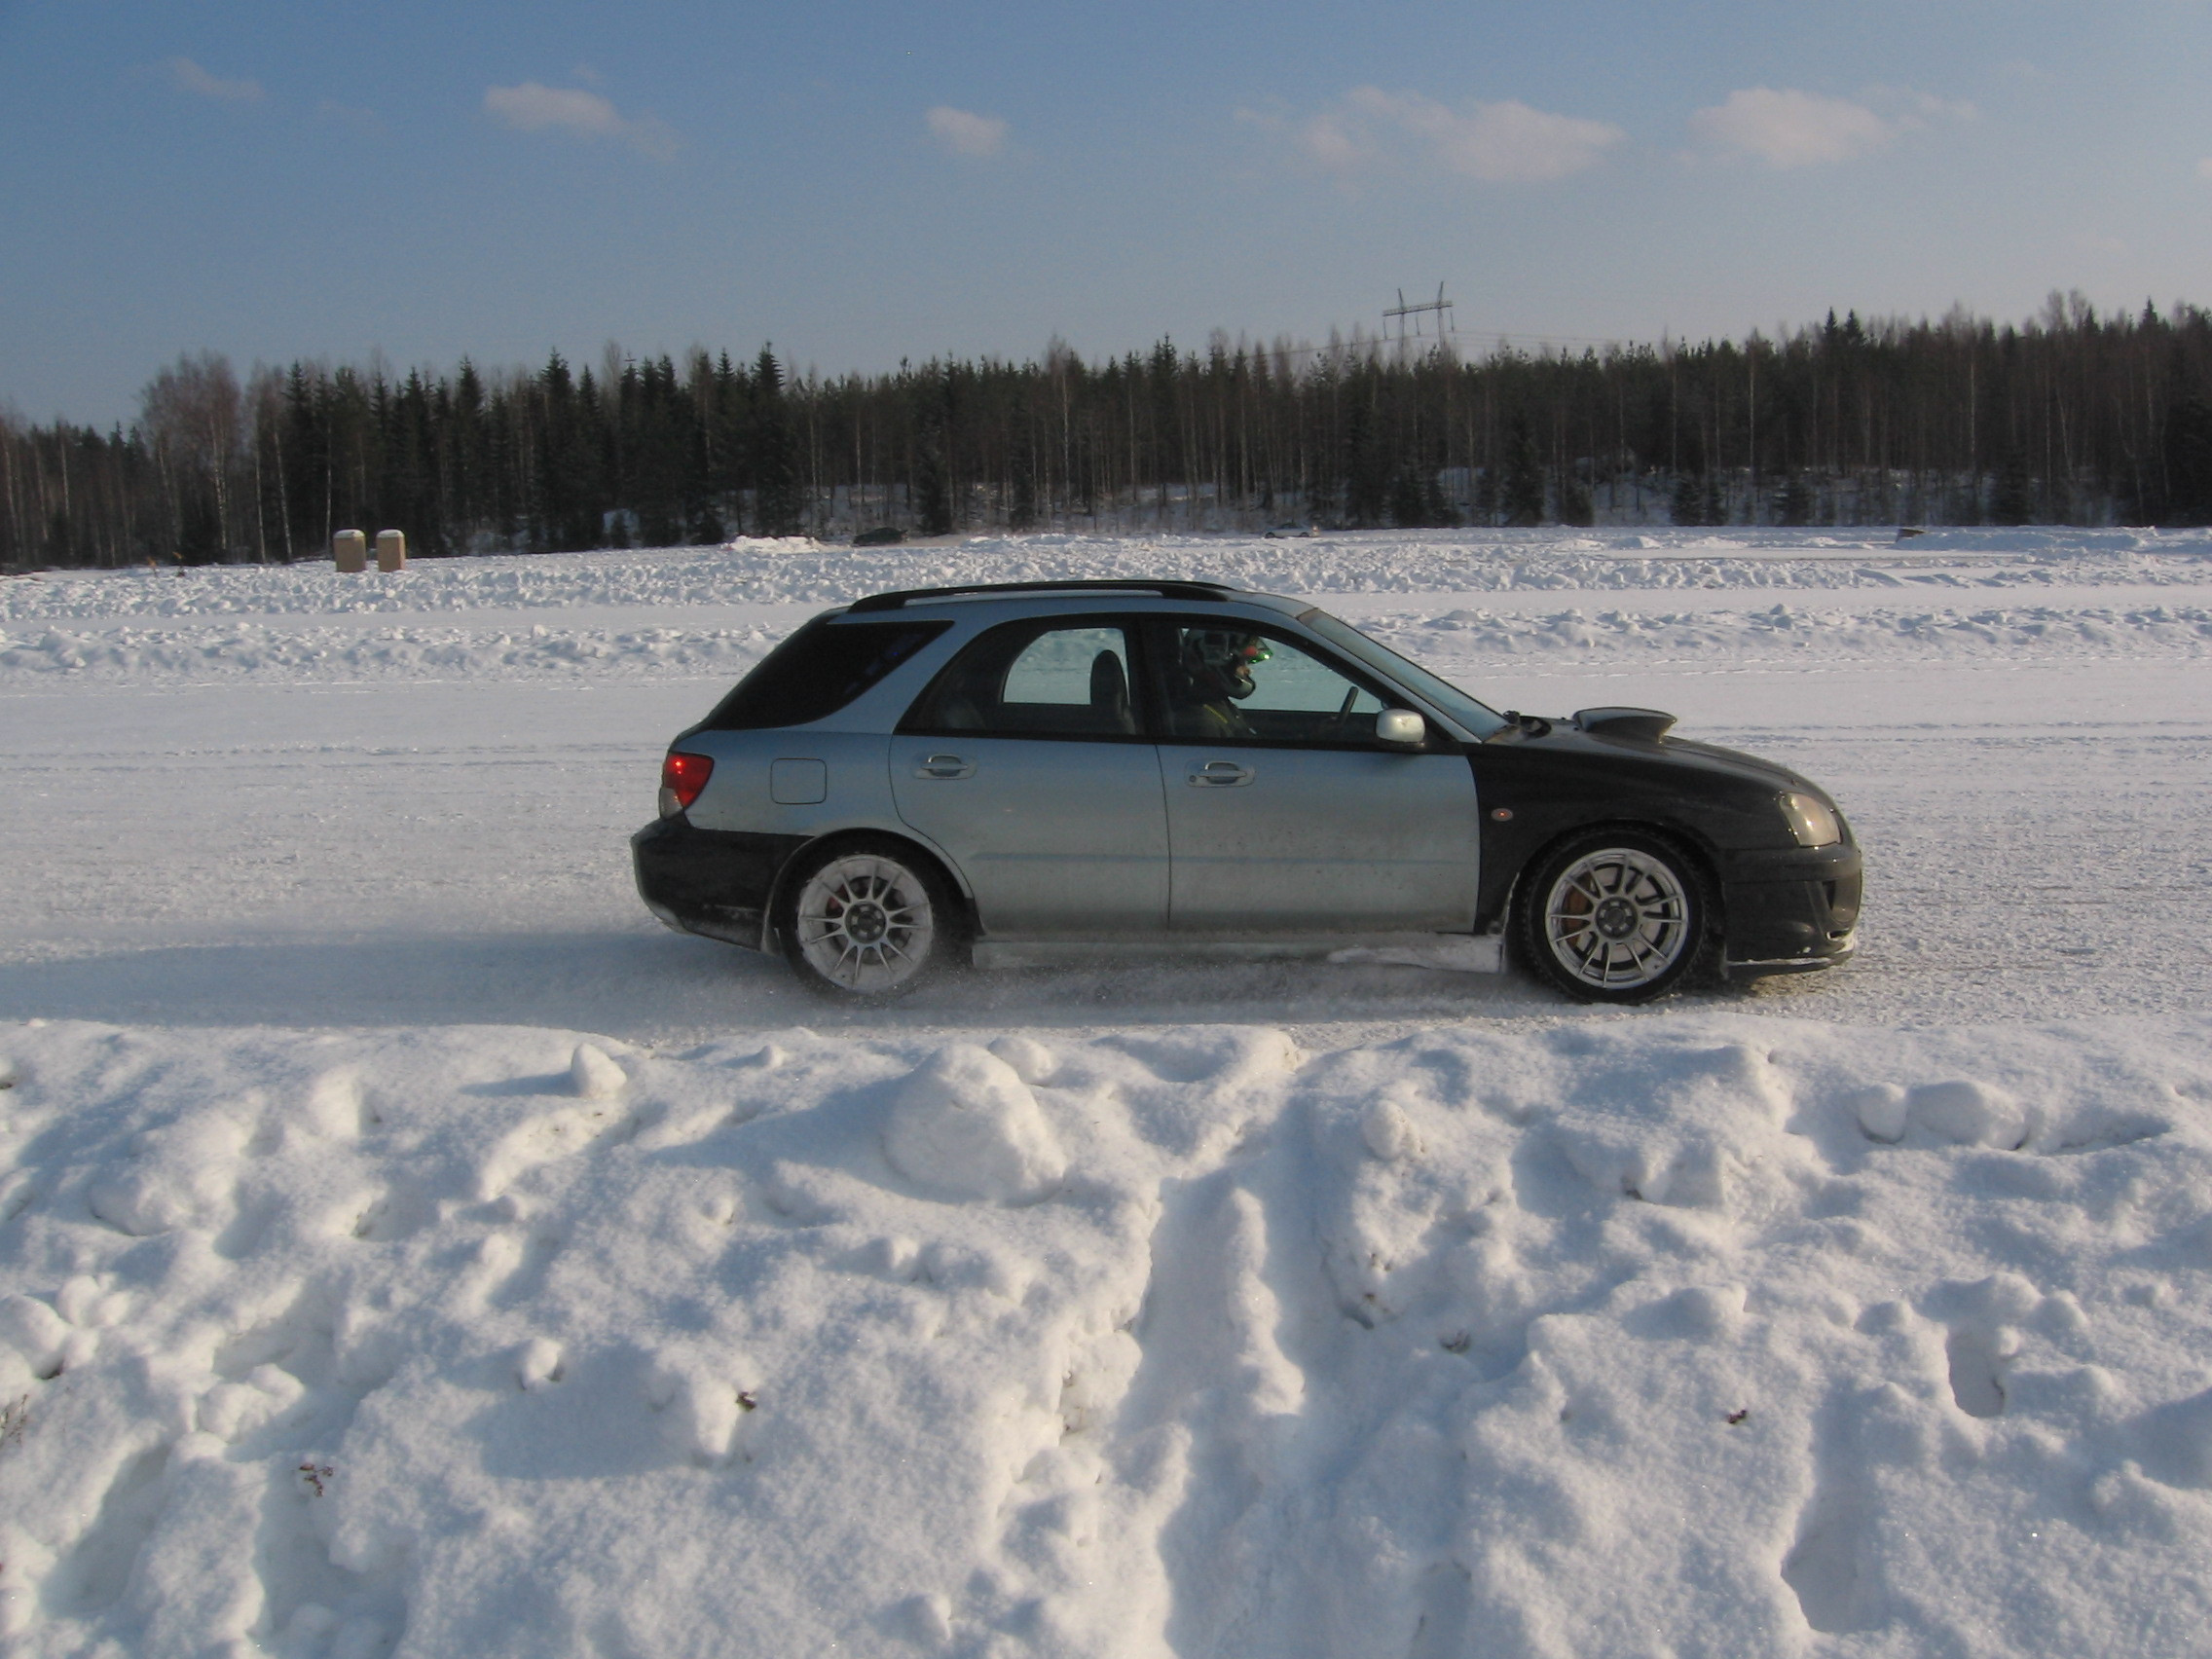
xmin=4 ymin=528 xmax=2212 ymax=1657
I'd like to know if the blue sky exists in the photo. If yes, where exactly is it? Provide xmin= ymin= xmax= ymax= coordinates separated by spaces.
xmin=5 ymin=0 xmax=2210 ymax=426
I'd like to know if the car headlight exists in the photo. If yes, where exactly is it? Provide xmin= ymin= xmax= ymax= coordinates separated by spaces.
xmin=1780 ymin=791 xmax=1840 ymax=848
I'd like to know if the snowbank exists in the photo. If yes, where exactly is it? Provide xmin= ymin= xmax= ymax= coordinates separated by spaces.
xmin=1361 ymin=598 xmax=2212 ymax=667
xmin=0 ymin=620 xmax=780 ymax=684
xmin=4 ymin=527 xmax=2209 ymax=689
xmin=4 ymin=595 xmax=2208 ymax=689
xmin=5 ymin=1013 xmax=2211 ymax=1657
xmin=8 ymin=527 xmax=2212 ymax=629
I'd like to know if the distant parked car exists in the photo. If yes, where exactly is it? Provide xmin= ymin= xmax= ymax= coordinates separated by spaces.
xmin=633 ymin=580 xmax=1860 ymax=1002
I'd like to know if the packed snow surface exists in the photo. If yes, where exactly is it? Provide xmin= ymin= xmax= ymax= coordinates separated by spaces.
xmin=5 ymin=528 xmax=2212 ymax=1656
xmin=8 ymin=1016 xmax=2212 ymax=1658
xmin=6 ymin=526 xmax=2212 ymax=685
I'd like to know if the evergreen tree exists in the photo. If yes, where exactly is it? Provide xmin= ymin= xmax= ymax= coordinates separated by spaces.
xmin=1500 ymin=416 xmax=1545 ymax=526
xmin=912 ymin=435 xmax=952 ymax=535
xmin=1420 ymin=467 xmax=1458 ymax=528
xmin=1670 ymin=469 xmax=1705 ymax=526
xmin=2158 ymin=397 xmax=2212 ymax=526
xmin=1386 ymin=466 xmax=1426 ymax=529
xmin=534 ymin=351 xmax=593 ymax=550
xmin=1779 ymin=471 xmax=1816 ymax=526
xmin=1387 ymin=462 xmax=1460 ymax=530
xmin=907 ymin=360 xmax=960 ymax=536
xmin=573 ymin=366 xmax=614 ymax=549
xmin=1009 ymin=437 xmax=1038 ymax=532
xmin=749 ymin=347 xmax=804 ymax=536
xmin=449 ymin=359 xmax=487 ymax=547
xmin=1343 ymin=395 xmax=1388 ymax=527
xmin=485 ymin=391 xmax=519 ymax=546
xmin=1556 ymin=466 xmax=1595 ymax=527
xmin=681 ymin=350 xmax=721 ymax=544
xmin=707 ymin=351 xmax=748 ymax=527
xmin=280 ymin=363 xmax=327 ymax=556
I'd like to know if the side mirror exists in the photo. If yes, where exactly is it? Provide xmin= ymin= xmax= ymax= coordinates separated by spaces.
xmin=1376 ymin=709 xmax=1425 ymax=748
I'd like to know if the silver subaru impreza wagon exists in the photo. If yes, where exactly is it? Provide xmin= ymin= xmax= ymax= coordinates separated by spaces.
xmin=632 ymin=580 xmax=1860 ymax=1002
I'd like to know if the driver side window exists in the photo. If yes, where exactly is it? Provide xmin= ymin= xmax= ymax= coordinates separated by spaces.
xmin=1157 ymin=622 xmax=1389 ymax=745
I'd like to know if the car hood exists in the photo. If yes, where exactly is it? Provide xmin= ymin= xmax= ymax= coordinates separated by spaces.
xmin=1510 ymin=721 xmax=1828 ymax=801
xmin=1660 ymin=735 xmax=1824 ymax=794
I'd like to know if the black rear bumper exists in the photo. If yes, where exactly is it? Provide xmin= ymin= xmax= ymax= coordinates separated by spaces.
xmin=1716 ymin=841 xmax=1862 ymax=978
xmin=631 ymin=818 xmax=807 ymax=952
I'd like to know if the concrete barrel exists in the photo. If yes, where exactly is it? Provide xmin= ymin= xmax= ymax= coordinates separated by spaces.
xmin=376 ymin=530 xmax=407 ymax=571
xmin=333 ymin=529 xmax=368 ymax=572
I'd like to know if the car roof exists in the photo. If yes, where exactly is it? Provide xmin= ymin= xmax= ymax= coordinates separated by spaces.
xmin=846 ymin=578 xmax=1235 ymax=611
xmin=829 ymin=579 xmax=1310 ymax=623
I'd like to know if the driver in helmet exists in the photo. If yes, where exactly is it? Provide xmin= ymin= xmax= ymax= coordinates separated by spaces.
xmin=1171 ymin=629 xmax=1271 ymax=738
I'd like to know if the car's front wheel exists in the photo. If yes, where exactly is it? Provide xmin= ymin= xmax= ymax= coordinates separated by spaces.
xmin=777 ymin=838 xmax=961 ymax=998
xmin=1521 ymin=830 xmax=1710 ymax=1003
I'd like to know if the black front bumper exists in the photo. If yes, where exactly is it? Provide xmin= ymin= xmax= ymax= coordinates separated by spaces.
xmin=1716 ymin=841 xmax=1862 ymax=978
xmin=631 ymin=817 xmax=808 ymax=952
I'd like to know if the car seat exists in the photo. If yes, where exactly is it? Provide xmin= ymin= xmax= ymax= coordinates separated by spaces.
xmin=1089 ymin=649 xmax=1134 ymax=733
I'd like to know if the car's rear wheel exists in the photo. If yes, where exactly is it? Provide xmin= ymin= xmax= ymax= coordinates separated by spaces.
xmin=1521 ymin=830 xmax=1710 ymax=1003
xmin=778 ymin=838 xmax=961 ymax=999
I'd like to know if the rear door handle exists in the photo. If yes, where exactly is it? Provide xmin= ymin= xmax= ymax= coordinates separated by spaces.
xmin=914 ymin=754 xmax=976 ymax=780
xmin=1187 ymin=760 xmax=1255 ymax=787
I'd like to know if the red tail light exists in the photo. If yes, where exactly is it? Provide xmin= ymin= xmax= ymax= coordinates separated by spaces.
xmin=660 ymin=751 xmax=714 ymax=814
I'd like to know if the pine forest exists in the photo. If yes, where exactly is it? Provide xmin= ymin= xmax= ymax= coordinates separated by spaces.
xmin=7 ymin=291 xmax=2212 ymax=571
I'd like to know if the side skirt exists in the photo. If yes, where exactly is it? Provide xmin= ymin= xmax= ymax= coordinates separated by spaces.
xmin=971 ymin=935 xmax=1505 ymax=973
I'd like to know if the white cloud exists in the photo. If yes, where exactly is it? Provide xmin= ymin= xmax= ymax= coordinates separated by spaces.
xmin=166 ymin=57 xmax=263 ymax=102
xmin=486 ymin=81 xmax=624 ymax=137
xmin=1252 ymin=88 xmax=1620 ymax=184
xmin=484 ymin=82 xmax=676 ymax=160
xmin=2197 ymin=157 xmax=2212 ymax=181
xmin=1688 ymin=88 xmax=1891 ymax=168
xmin=1881 ymin=88 xmax=1978 ymax=130
xmin=926 ymin=106 xmax=1009 ymax=159
xmin=1305 ymin=114 xmax=1371 ymax=171
xmin=1346 ymin=90 xmax=1621 ymax=181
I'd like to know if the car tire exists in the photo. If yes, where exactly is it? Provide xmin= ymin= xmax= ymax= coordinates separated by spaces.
xmin=776 ymin=837 xmax=963 ymax=999
xmin=1519 ymin=830 xmax=1711 ymax=1004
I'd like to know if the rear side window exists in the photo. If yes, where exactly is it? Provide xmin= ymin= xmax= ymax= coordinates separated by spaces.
xmin=698 ymin=618 xmax=951 ymax=731
xmin=901 ymin=619 xmax=1140 ymax=738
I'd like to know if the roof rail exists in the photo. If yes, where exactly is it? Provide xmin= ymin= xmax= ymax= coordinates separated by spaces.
xmin=846 ymin=579 xmax=1236 ymax=612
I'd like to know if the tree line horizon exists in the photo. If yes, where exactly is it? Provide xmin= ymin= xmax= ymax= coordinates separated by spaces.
xmin=6 ymin=290 xmax=2212 ymax=571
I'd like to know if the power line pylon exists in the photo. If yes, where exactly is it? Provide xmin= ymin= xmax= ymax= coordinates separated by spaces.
xmin=1383 ymin=283 xmax=1456 ymax=359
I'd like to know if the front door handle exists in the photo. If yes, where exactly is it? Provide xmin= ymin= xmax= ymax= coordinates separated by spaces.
xmin=914 ymin=754 xmax=977 ymax=780
xmin=1187 ymin=760 xmax=1255 ymax=788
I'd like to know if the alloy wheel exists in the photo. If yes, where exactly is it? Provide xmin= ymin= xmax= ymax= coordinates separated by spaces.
xmin=792 ymin=853 xmax=938 ymax=994
xmin=1541 ymin=846 xmax=1693 ymax=991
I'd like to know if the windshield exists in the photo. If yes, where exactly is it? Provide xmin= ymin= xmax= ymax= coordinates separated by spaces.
xmin=1297 ymin=609 xmax=1510 ymax=739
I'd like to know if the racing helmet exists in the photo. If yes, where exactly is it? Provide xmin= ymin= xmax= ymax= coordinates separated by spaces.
xmin=1181 ymin=629 xmax=1271 ymax=701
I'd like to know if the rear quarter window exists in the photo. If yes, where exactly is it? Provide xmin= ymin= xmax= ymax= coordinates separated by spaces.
xmin=698 ymin=618 xmax=951 ymax=731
